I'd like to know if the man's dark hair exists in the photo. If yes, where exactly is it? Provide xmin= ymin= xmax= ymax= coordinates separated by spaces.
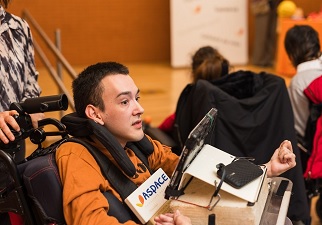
xmin=72 ymin=62 xmax=129 ymax=118
xmin=284 ymin=25 xmax=321 ymax=67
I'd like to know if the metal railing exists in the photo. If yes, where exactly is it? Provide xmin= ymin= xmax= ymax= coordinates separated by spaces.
xmin=22 ymin=9 xmax=76 ymax=111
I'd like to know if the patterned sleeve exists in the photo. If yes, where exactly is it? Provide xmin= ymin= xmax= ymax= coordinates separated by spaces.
xmin=21 ymin=18 xmax=41 ymax=100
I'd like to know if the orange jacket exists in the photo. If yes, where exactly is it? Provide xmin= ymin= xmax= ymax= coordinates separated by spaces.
xmin=56 ymin=135 xmax=178 ymax=225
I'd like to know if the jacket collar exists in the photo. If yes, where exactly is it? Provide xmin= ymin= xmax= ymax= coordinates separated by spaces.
xmin=0 ymin=6 xmax=19 ymax=31
xmin=297 ymin=55 xmax=322 ymax=73
xmin=0 ymin=5 xmax=5 ymax=22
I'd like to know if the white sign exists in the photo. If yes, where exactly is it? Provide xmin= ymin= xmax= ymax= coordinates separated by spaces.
xmin=125 ymin=168 xmax=170 ymax=224
xmin=170 ymin=0 xmax=248 ymax=67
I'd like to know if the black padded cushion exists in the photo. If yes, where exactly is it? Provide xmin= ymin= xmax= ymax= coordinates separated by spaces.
xmin=61 ymin=112 xmax=92 ymax=137
xmin=61 ymin=113 xmax=138 ymax=177
xmin=18 ymin=153 xmax=65 ymax=224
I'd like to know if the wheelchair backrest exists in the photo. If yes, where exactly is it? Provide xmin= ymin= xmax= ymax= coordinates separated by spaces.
xmin=0 ymin=145 xmax=66 ymax=225
xmin=18 ymin=152 xmax=65 ymax=224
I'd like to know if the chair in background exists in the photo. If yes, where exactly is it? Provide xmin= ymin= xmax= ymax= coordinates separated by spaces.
xmin=146 ymin=70 xmax=311 ymax=223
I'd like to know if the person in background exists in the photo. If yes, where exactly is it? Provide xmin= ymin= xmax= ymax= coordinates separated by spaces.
xmin=54 ymin=61 xmax=295 ymax=225
xmin=285 ymin=25 xmax=322 ymax=148
xmin=157 ymin=44 xmax=311 ymax=225
xmin=158 ymin=46 xmax=230 ymax=133
xmin=0 ymin=0 xmax=44 ymax=160
xmin=0 ymin=0 xmax=43 ymax=223
xmin=251 ymin=0 xmax=282 ymax=67
xmin=190 ymin=46 xmax=230 ymax=84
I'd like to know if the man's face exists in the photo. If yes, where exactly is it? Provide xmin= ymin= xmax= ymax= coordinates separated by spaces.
xmin=97 ymin=74 xmax=145 ymax=147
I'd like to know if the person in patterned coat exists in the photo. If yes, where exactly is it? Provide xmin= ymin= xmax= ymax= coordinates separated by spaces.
xmin=0 ymin=1 xmax=44 ymax=223
xmin=0 ymin=0 xmax=44 ymax=161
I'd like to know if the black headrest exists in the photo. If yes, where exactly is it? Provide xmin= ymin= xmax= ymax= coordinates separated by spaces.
xmin=61 ymin=112 xmax=92 ymax=136
xmin=61 ymin=113 xmax=137 ymax=177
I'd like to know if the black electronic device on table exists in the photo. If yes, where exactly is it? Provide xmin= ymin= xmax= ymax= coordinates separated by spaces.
xmin=165 ymin=108 xmax=218 ymax=199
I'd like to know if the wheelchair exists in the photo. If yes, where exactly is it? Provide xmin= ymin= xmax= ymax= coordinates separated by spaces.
xmin=0 ymin=94 xmax=158 ymax=225
xmin=0 ymin=94 xmax=69 ymax=225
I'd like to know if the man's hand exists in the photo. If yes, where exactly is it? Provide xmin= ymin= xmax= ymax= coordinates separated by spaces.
xmin=154 ymin=210 xmax=192 ymax=225
xmin=266 ymin=140 xmax=296 ymax=177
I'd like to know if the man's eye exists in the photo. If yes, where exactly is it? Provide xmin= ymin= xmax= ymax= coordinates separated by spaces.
xmin=136 ymin=96 xmax=141 ymax=101
xmin=121 ymin=100 xmax=129 ymax=105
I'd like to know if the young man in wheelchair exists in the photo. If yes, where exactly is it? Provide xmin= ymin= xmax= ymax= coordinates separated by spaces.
xmin=0 ymin=62 xmax=296 ymax=225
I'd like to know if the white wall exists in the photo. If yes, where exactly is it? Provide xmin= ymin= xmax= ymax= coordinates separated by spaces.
xmin=170 ymin=0 xmax=248 ymax=68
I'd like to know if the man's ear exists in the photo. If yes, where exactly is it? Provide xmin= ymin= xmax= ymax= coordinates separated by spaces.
xmin=85 ymin=104 xmax=104 ymax=125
